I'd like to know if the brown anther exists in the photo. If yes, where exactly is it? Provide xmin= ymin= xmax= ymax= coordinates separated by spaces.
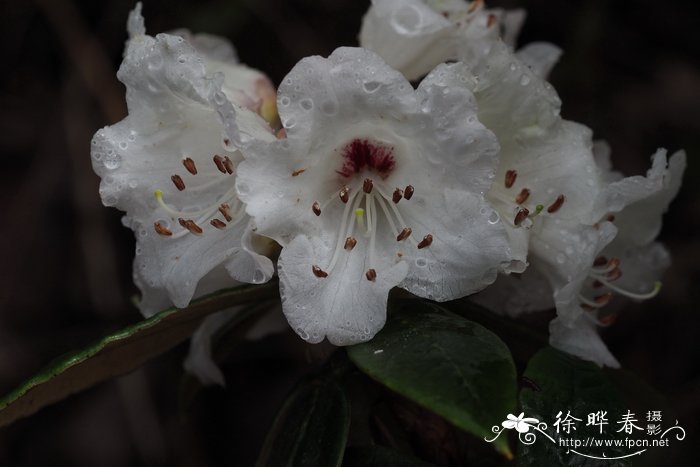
xmin=607 ymin=268 xmax=623 ymax=281
xmin=292 ymin=168 xmax=306 ymax=177
xmin=396 ymin=227 xmax=412 ymax=242
xmin=607 ymin=258 xmax=621 ymax=270
xmin=154 ymin=222 xmax=172 ymax=236
xmin=219 ymin=203 xmax=233 ymax=222
xmin=178 ymin=218 xmax=203 ymax=235
xmin=223 ymin=138 xmax=230 ymax=146
xmin=417 ymin=234 xmax=433 ymax=249
xmin=599 ymin=313 xmax=618 ymax=326
xmin=171 ymin=174 xmax=186 ymax=191
xmin=504 ymin=169 xmax=517 ymax=188
xmin=514 ymin=208 xmax=530 ymax=226
xmin=593 ymin=256 xmax=608 ymax=267
xmin=363 ymin=178 xmax=374 ymax=194
xmin=404 ymin=185 xmax=414 ymax=200
xmin=344 ymin=237 xmax=357 ymax=251
xmin=339 ymin=186 xmax=350 ymax=204
xmin=223 ymin=156 xmax=234 ymax=174
xmin=182 ymin=157 xmax=197 ymax=175
xmin=210 ymin=219 xmax=227 ymax=229
xmin=213 ymin=155 xmax=227 ymax=173
xmin=312 ymin=201 xmax=322 ymax=216
xmin=366 ymin=268 xmax=377 ymax=282
xmin=606 ymin=214 xmax=616 ymax=222
xmin=487 ymin=13 xmax=497 ymax=27
xmin=515 ymin=188 xmax=531 ymax=204
xmin=580 ymin=303 xmax=597 ymax=311
xmin=312 ymin=265 xmax=328 ymax=278
xmin=392 ymin=188 xmax=403 ymax=203
xmin=594 ymin=292 xmax=613 ymax=305
xmin=547 ymin=194 xmax=565 ymax=213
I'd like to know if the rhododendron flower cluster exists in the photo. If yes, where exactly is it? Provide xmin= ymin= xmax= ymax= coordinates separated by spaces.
xmin=92 ymin=1 xmax=685 ymax=376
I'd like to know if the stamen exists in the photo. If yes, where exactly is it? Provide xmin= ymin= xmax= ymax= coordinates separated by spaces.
xmin=171 ymin=175 xmax=186 ymax=191
xmin=404 ymin=185 xmax=414 ymax=200
xmin=606 ymin=214 xmax=616 ymax=222
xmin=593 ymin=256 xmax=608 ymax=267
xmin=154 ymin=222 xmax=172 ymax=236
xmin=547 ymin=194 xmax=565 ymax=213
xmin=292 ymin=168 xmax=306 ymax=177
xmin=392 ymin=188 xmax=403 ymax=204
xmin=339 ymin=186 xmax=350 ymax=204
xmin=312 ymin=265 xmax=328 ymax=278
xmin=178 ymin=218 xmax=203 ymax=235
xmin=606 ymin=268 xmax=622 ymax=281
xmin=210 ymin=219 xmax=226 ymax=229
xmin=580 ymin=303 xmax=597 ymax=311
xmin=528 ymin=204 xmax=544 ymax=218
xmin=366 ymin=268 xmax=377 ymax=282
xmin=223 ymin=156 xmax=234 ymax=174
xmin=344 ymin=237 xmax=357 ymax=250
xmin=219 ymin=204 xmax=233 ymax=222
xmin=312 ymin=201 xmax=322 ymax=216
xmin=514 ymin=208 xmax=530 ymax=226
xmin=505 ymin=169 xmax=517 ymax=188
xmin=363 ymin=178 xmax=374 ymax=194
xmin=396 ymin=227 xmax=412 ymax=242
xmin=182 ymin=157 xmax=197 ymax=175
xmin=594 ymin=292 xmax=614 ymax=305
xmin=213 ymin=155 xmax=227 ymax=173
xmin=417 ymin=234 xmax=433 ymax=249
xmin=515 ymin=188 xmax=530 ymax=204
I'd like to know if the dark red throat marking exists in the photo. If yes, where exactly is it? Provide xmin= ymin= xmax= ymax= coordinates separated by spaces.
xmin=337 ymin=139 xmax=396 ymax=180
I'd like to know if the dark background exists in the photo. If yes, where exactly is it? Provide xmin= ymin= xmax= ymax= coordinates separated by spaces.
xmin=0 ymin=0 xmax=698 ymax=465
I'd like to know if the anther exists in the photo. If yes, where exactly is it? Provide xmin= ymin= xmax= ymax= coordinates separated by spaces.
xmin=213 ymin=155 xmax=227 ymax=173
xmin=366 ymin=268 xmax=377 ymax=282
xmin=393 ymin=188 xmax=403 ymax=204
xmin=292 ymin=168 xmax=306 ymax=177
xmin=312 ymin=201 xmax=322 ymax=216
xmin=417 ymin=234 xmax=433 ymax=249
xmin=547 ymin=194 xmax=565 ymax=213
xmin=171 ymin=175 xmax=186 ymax=191
xmin=178 ymin=218 xmax=203 ymax=235
xmin=515 ymin=188 xmax=530 ymax=204
xmin=607 ymin=258 xmax=621 ymax=270
xmin=363 ymin=178 xmax=374 ymax=194
xmin=594 ymin=292 xmax=613 ymax=305
xmin=339 ymin=186 xmax=350 ymax=204
xmin=514 ymin=208 xmax=530 ymax=226
xmin=154 ymin=222 xmax=172 ymax=236
xmin=223 ymin=156 xmax=234 ymax=174
xmin=344 ymin=237 xmax=357 ymax=250
xmin=210 ymin=219 xmax=226 ymax=229
xmin=505 ymin=169 xmax=517 ymax=188
xmin=606 ymin=214 xmax=616 ymax=222
xmin=404 ymin=185 xmax=414 ymax=200
xmin=593 ymin=256 xmax=608 ymax=267
xmin=607 ymin=268 xmax=622 ymax=281
xmin=396 ymin=227 xmax=412 ymax=242
xmin=219 ymin=203 xmax=233 ymax=222
xmin=312 ymin=265 xmax=328 ymax=278
xmin=182 ymin=157 xmax=197 ymax=175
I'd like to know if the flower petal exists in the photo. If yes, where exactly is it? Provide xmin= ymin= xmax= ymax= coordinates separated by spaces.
xmin=515 ymin=42 xmax=562 ymax=79
xmin=549 ymin=314 xmax=620 ymax=368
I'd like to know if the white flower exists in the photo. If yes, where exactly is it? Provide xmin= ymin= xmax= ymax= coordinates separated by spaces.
xmin=502 ymin=412 xmax=540 ymax=433
xmin=359 ymin=0 xmax=525 ymax=80
xmin=91 ymin=4 xmax=277 ymax=316
xmin=236 ymin=47 xmax=511 ymax=345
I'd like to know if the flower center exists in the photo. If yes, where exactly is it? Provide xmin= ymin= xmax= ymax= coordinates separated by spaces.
xmin=336 ymin=138 xmax=396 ymax=180
xmin=151 ymin=154 xmax=245 ymax=238
xmin=495 ymin=168 xmax=567 ymax=228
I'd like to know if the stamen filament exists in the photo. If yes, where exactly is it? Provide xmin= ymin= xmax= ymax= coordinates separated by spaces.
xmin=591 ymin=278 xmax=662 ymax=300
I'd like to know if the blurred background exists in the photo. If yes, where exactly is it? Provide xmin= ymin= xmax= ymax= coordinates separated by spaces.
xmin=0 ymin=0 xmax=698 ymax=465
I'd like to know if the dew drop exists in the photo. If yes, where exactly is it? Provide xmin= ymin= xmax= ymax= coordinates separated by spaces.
xmin=415 ymin=258 xmax=427 ymax=267
xmin=519 ymin=74 xmax=531 ymax=86
xmin=118 ymin=141 xmax=128 ymax=150
xmin=487 ymin=210 xmax=500 ymax=224
xmin=363 ymin=81 xmax=381 ymax=93
xmin=299 ymin=98 xmax=313 ymax=110
xmin=279 ymin=96 xmax=291 ymax=107
xmin=103 ymin=154 xmax=122 ymax=170
xmin=296 ymin=328 xmax=309 ymax=340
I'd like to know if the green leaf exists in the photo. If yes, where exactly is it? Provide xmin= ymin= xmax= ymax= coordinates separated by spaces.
xmin=0 ymin=281 xmax=278 ymax=428
xmin=518 ymin=347 xmax=630 ymax=467
xmin=342 ymin=445 xmax=435 ymax=467
xmin=256 ymin=379 xmax=350 ymax=467
xmin=347 ymin=300 xmax=517 ymax=458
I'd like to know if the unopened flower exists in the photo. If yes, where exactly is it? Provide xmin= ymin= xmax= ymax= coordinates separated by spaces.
xmin=359 ymin=0 xmax=525 ymax=80
xmin=91 ymin=4 xmax=277 ymax=316
xmin=237 ymin=47 xmax=511 ymax=345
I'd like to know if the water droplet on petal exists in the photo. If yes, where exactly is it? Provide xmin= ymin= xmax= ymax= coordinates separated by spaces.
xmin=363 ymin=81 xmax=381 ymax=93
xmin=520 ymin=74 xmax=531 ymax=86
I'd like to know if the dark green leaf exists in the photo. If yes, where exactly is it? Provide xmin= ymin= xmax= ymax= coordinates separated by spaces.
xmin=518 ymin=347 xmax=630 ymax=467
xmin=256 ymin=379 xmax=350 ymax=467
xmin=0 ymin=281 xmax=278 ymax=427
xmin=347 ymin=301 xmax=517 ymax=458
xmin=342 ymin=445 xmax=435 ymax=467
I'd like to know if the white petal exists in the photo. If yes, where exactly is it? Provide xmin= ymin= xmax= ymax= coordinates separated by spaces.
xmin=184 ymin=308 xmax=239 ymax=387
xmin=277 ymin=234 xmax=408 ymax=345
xmin=471 ymin=268 xmax=554 ymax=317
xmin=549 ymin=315 xmax=620 ymax=368
xmin=515 ymin=42 xmax=562 ymax=79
